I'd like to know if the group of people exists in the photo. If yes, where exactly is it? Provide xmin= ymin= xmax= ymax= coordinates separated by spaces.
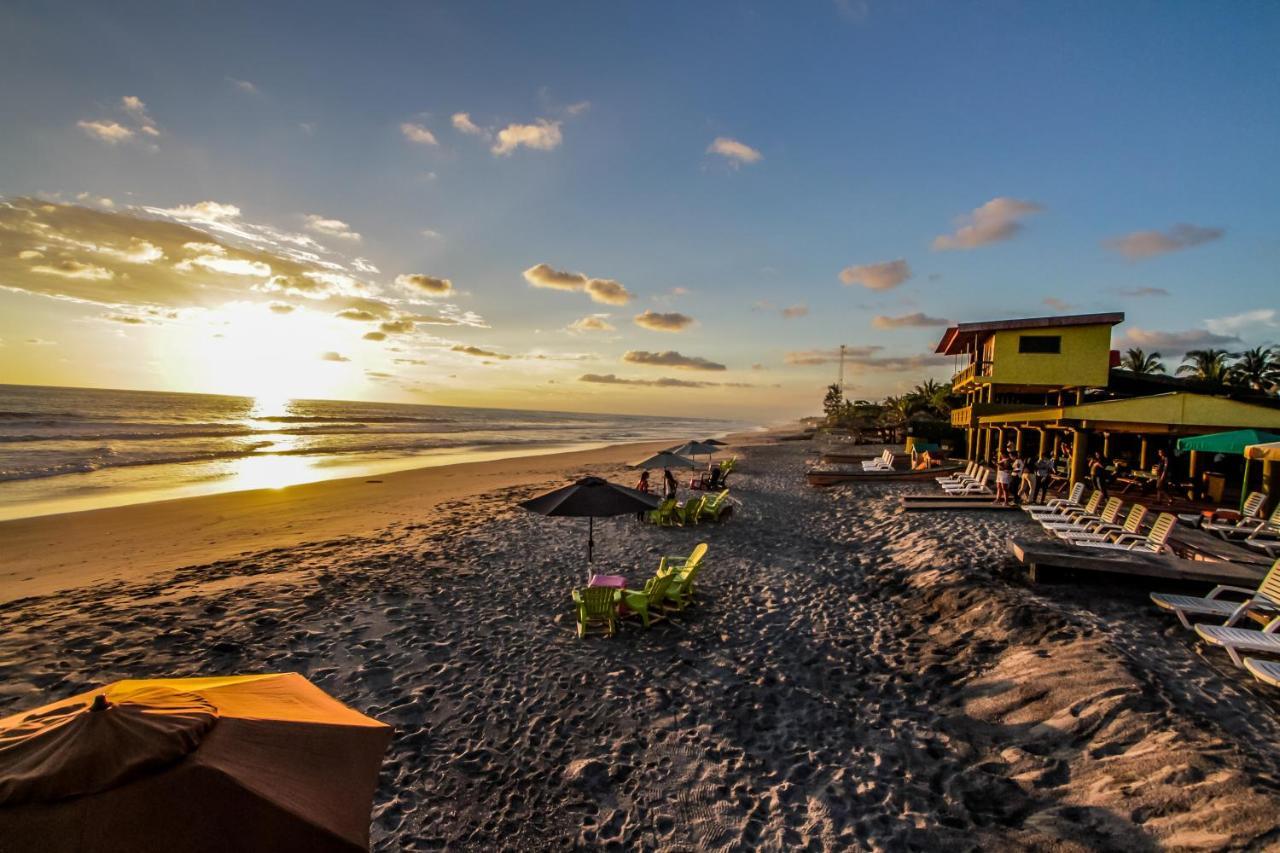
xmin=990 ymin=443 xmax=1173 ymax=507
xmin=635 ymin=468 xmax=679 ymax=500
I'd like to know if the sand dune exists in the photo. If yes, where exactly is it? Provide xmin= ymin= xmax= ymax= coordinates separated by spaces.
xmin=2 ymin=439 xmax=1279 ymax=849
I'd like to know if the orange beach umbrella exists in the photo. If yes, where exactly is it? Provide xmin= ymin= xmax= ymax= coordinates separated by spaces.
xmin=0 ymin=672 xmax=391 ymax=852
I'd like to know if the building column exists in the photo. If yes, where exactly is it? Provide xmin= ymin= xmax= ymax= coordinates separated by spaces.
xmin=1070 ymin=429 xmax=1089 ymax=490
xmin=994 ymin=427 xmax=1005 ymax=459
xmin=1101 ymin=432 xmax=1111 ymax=458
xmin=1188 ymin=450 xmax=1200 ymax=482
xmin=1037 ymin=428 xmax=1050 ymax=458
xmin=1014 ymin=428 xmax=1025 ymax=457
xmin=1139 ymin=436 xmax=1149 ymax=470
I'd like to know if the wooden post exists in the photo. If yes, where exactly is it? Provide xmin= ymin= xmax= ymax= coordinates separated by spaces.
xmin=1070 ymin=429 xmax=1088 ymax=490
xmin=1037 ymin=428 xmax=1050 ymax=458
xmin=1188 ymin=450 xmax=1199 ymax=482
xmin=1075 ymin=388 xmax=1084 ymax=405
xmin=1139 ymin=436 xmax=1149 ymax=470
xmin=1265 ymin=460 xmax=1279 ymax=513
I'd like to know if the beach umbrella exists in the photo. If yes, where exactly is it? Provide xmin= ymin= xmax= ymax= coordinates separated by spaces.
xmin=630 ymin=451 xmax=699 ymax=470
xmin=666 ymin=441 xmax=720 ymax=461
xmin=702 ymin=438 xmax=728 ymax=446
xmin=0 ymin=672 xmax=391 ymax=853
xmin=519 ymin=476 xmax=660 ymax=562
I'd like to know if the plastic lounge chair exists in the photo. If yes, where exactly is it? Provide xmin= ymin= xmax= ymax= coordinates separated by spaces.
xmin=1073 ymin=512 xmax=1176 ymax=553
xmin=862 ymin=451 xmax=894 ymax=471
xmin=1039 ymin=492 xmax=1105 ymax=529
xmin=621 ymin=572 xmax=676 ymax=628
xmin=1062 ymin=503 xmax=1149 ymax=543
xmin=937 ymin=462 xmax=977 ymax=486
xmin=1195 ymin=615 xmax=1280 ymax=667
xmin=698 ymin=490 xmax=733 ymax=522
xmin=943 ymin=469 xmax=991 ymax=495
xmin=938 ymin=465 xmax=984 ymax=490
xmin=1151 ymin=558 xmax=1280 ymax=629
xmin=1213 ymin=504 xmax=1280 ymax=541
xmin=1043 ymin=496 xmax=1121 ymax=534
xmin=644 ymin=498 xmax=678 ymax=526
xmin=1024 ymin=482 xmax=1085 ymax=516
xmin=1243 ymin=657 xmax=1280 ymax=687
xmin=678 ymin=496 xmax=706 ymax=525
xmin=1205 ymin=493 xmax=1268 ymax=538
xmin=573 ymin=586 xmax=620 ymax=638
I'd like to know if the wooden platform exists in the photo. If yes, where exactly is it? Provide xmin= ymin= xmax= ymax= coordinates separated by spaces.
xmin=901 ymin=497 xmax=1020 ymax=511
xmin=808 ymin=463 xmax=962 ymax=487
xmin=1168 ymin=525 xmax=1275 ymax=566
xmin=1008 ymin=538 xmax=1267 ymax=584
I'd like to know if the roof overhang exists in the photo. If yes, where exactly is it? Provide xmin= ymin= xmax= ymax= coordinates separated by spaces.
xmin=935 ymin=311 xmax=1125 ymax=355
xmin=976 ymin=391 xmax=1280 ymax=435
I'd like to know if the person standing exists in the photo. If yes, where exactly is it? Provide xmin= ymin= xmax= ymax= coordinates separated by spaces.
xmin=994 ymin=452 xmax=1012 ymax=506
xmin=635 ymin=470 xmax=651 ymax=493
xmin=1010 ymin=454 xmax=1025 ymax=506
xmin=1090 ymin=451 xmax=1108 ymax=498
xmin=1033 ymin=455 xmax=1053 ymax=504
xmin=663 ymin=467 xmax=678 ymax=501
xmin=1153 ymin=448 xmax=1169 ymax=499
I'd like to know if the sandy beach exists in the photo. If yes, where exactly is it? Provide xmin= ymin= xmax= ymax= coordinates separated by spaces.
xmin=4 ymin=436 xmax=1280 ymax=849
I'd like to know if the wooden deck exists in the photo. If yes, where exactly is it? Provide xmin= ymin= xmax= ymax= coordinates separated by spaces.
xmin=902 ymin=496 xmax=1020 ymax=511
xmin=1168 ymin=525 xmax=1275 ymax=566
xmin=1008 ymin=538 xmax=1267 ymax=585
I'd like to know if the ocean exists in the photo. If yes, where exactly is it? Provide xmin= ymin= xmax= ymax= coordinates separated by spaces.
xmin=0 ymin=385 xmax=744 ymax=520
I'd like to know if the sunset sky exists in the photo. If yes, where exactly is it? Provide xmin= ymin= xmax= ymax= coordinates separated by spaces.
xmin=1 ymin=1 xmax=1278 ymax=420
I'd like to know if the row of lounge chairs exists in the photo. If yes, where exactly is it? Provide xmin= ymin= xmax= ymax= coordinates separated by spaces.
xmin=1024 ymin=487 xmax=1177 ymax=553
xmin=573 ymin=544 xmax=709 ymax=638
xmin=863 ymin=450 xmax=895 ymax=471
xmin=1151 ymin=556 xmax=1280 ymax=686
xmin=936 ymin=462 xmax=993 ymax=495
xmin=644 ymin=490 xmax=732 ymax=526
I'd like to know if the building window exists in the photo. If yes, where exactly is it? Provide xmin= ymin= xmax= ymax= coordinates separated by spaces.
xmin=1018 ymin=335 xmax=1061 ymax=354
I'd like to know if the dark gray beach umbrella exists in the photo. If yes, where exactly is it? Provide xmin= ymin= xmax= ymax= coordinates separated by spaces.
xmin=702 ymin=438 xmax=728 ymax=446
xmin=630 ymin=451 xmax=699 ymax=470
xmin=666 ymin=441 xmax=720 ymax=461
xmin=519 ymin=476 xmax=660 ymax=563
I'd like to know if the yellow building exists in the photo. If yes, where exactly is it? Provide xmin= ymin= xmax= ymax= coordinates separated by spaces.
xmin=936 ymin=312 xmax=1280 ymax=491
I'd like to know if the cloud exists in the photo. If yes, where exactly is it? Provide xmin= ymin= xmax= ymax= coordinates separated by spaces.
xmin=707 ymin=137 xmax=762 ymax=166
xmin=622 ymin=350 xmax=726 ymax=371
xmin=522 ymin=263 xmax=633 ymax=305
xmin=268 ymin=302 xmax=294 ymax=314
xmin=120 ymin=96 xmax=157 ymax=134
xmin=396 ymin=273 xmax=452 ymax=296
xmin=1116 ymin=327 xmax=1240 ymax=356
xmin=1104 ymin=224 xmax=1224 ymax=260
xmin=568 ymin=315 xmax=615 ymax=333
xmin=228 ymin=78 xmax=259 ymax=95
xmin=452 ymin=345 xmax=512 ymax=360
xmin=104 ymin=314 xmax=148 ymax=324
xmin=363 ymin=331 xmax=387 ymax=341
xmin=158 ymin=201 xmax=242 ymax=222
xmin=93 ymin=239 xmax=164 ymax=264
xmin=421 ymin=229 xmax=443 ymax=240
xmin=839 ymin=259 xmax=911 ymax=290
xmin=394 ymin=358 xmax=427 ymax=365
xmin=580 ymin=373 xmax=716 ymax=388
xmin=781 ymin=304 xmax=809 ymax=319
xmin=565 ymin=101 xmax=591 ymax=116
xmin=25 ymin=338 xmax=57 ymax=346
xmin=304 ymin=214 xmax=361 ymax=242
xmin=352 ymin=257 xmax=379 ymax=274
xmin=1205 ymin=309 xmax=1277 ymax=337
xmin=1042 ymin=297 xmax=1072 ymax=311
xmin=336 ymin=309 xmax=378 ymax=321
xmin=379 ymin=319 xmax=416 ymax=334
xmin=784 ymin=345 xmax=948 ymax=373
xmin=634 ymin=310 xmax=693 ymax=332
xmin=451 ymin=113 xmax=484 ymax=136
xmin=30 ymin=259 xmax=115 ymax=280
xmin=176 ymin=253 xmax=271 ymax=277
xmin=932 ymin=197 xmax=1043 ymax=251
xmin=871 ymin=312 xmax=951 ymax=329
xmin=77 ymin=120 xmax=133 ymax=144
xmin=492 ymin=120 xmax=562 ymax=155
xmin=1114 ymin=286 xmax=1169 ymax=298
xmin=400 ymin=122 xmax=439 ymax=145
xmin=320 ymin=351 xmax=350 ymax=362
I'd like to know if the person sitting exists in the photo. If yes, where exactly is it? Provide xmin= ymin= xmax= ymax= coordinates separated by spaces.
xmin=705 ymin=463 xmax=725 ymax=490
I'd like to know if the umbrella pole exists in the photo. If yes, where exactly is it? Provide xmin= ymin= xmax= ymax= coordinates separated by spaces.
xmin=588 ymin=515 xmax=594 ymax=563
xmin=1241 ymin=458 xmax=1251 ymax=513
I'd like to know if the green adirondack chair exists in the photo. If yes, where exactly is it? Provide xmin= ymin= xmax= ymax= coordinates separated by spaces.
xmin=621 ymin=572 xmax=676 ymax=628
xmin=698 ymin=490 xmax=732 ymax=522
xmin=659 ymin=542 xmax=709 ymax=577
xmin=644 ymin=498 xmax=677 ymax=526
xmin=572 ymin=586 xmax=620 ymax=638
xmin=678 ymin=496 xmax=706 ymax=525
xmin=658 ymin=543 xmax=709 ymax=610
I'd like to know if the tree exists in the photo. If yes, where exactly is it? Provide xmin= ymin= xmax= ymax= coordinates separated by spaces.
xmin=1176 ymin=348 xmax=1235 ymax=385
xmin=822 ymin=383 xmax=844 ymax=421
xmin=1229 ymin=346 xmax=1279 ymax=393
xmin=1120 ymin=347 xmax=1166 ymax=375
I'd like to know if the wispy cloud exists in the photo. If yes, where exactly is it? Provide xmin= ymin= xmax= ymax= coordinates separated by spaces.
xmin=1116 ymin=327 xmax=1239 ymax=355
xmin=634 ymin=310 xmax=693 ymax=332
xmin=400 ymin=122 xmax=439 ymax=145
xmin=31 ymin=259 xmax=115 ymax=280
xmin=622 ymin=350 xmax=726 ymax=371
xmin=1104 ymin=224 xmax=1224 ymax=260
xmin=452 ymin=344 xmax=512 ymax=360
xmin=522 ymin=263 xmax=633 ymax=305
xmin=1205 ymin=309 xmax=1277 ymax=337
xmin=568 ymin=315 xmax=615 ymax=333
xmin=78 ymin=96 xmax=159 ymax=146
xmin=707 ymin=136 xmax=762 ymax=166
xmin=396 ymin=273 xmax=452 ymax=296
xmin=932 ymin=197 xmax=1043 ymax=251
xmin=839 ymin=259 xmax=911 ymax=290
xmin=579 ymin=373 xmax=751 ymax=389
xmin=1042 ymin=297 xmax=1072 ymax=312
xmin=871 ymin=312 xmax=950 ymax=329
xmin=781 ymin=304 xmax=809 ymax=319
xmin=321 ymin=351 xmax=350 ymax=362
xmin=77 ymin=120 xmax=133 ymax=144
xmin=1113 ymin=286 xmax=1169 ymax=298
xmin=492 ymin=120 xmax=562 ymax=155
xmin=304 ymin=214 xmax=361 ymax=242
xmin=228 ymin=78 xmax=259 ymax=95
xmin=784 ymin=345 xmax=948 ymax=373
xmin=451 ymin=112 xmax=484 ymax=136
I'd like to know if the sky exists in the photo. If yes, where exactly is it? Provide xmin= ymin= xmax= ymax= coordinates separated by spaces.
xmin=0 ymin=1 xmax=1277 ymax=421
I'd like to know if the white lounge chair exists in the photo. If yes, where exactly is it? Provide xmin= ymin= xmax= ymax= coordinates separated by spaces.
xmin=942 ymin=469 xmax=991 ymax=495
xmin=1151 ymin=557 xmax=1280 ymax=629
xmin=1203 ymin=493 xmax=1266 ymax=538
xmin=1024 ymin=482 xmax=1085 ymax=517
xmin=1073 ymin=512 xmax=1176 ymax=554
xmin=862 ymin=450 xmax=894 ymax=471
xmin=1195 ymin=615 xmax=1280 ymax=667
xmin=1244 ymin=657 xmax=1280 ymax=687
xmin=1043 ymin=496 xmax=1123 ymax=537
xmin=936 ymin=462 xmax=977 ymax=486
xmin=1061 ymin=503 xmax=1149 ymax=544
xmin=1038 ymin=492 xmax=1105 ymax=530
xmin=1212 ymin=504 xmax=1280 ymax=542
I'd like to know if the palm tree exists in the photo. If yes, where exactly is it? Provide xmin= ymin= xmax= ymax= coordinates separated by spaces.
xmin=1120 ymin=347 xmax=1166 ymax=375
xmin=1176 ymin=349 xmax=1235 ymax=385
xmin=910 ymin=378 xmax=952 ymax=417
xmin=1229 ymin=346 xmax=1279 ymax=393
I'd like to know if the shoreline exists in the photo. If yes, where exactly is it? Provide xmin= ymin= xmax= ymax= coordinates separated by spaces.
xmin=0 ymin=436 xmax=705 ymax=603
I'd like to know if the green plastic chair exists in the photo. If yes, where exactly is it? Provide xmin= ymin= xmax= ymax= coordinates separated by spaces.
xmin=572 ymin=586 xmax=620 ymax=638
xmin=658 ymin=543 xmax=709 ymax=610
xmin=644 ymin=498 xmax=677 ymax=526
xmin=678 ymin=496 xmax=706 ymax=525
xmin=698 ymin=490 xmax=732 ymax=522
xmin=659 ymin=542 xmax=709 ymax=577
xmin=621 ymin=572 xmax=676 ymax=628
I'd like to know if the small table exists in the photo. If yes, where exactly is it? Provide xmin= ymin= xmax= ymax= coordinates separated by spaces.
xmin=588 ymin=574 xmax=626 ymax=589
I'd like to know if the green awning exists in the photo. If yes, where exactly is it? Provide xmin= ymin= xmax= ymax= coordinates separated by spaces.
xmin=1175 ymin=429 xmax=1280 ymax=455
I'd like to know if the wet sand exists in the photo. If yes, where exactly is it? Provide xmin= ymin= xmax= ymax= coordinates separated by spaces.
xmin=3 ymin=438 xmax=1280 ymax=849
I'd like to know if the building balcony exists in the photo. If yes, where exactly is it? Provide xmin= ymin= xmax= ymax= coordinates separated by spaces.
xmin=950 ymin=402 xmax=1041 ymax=428
xmin=951 ymin=360 xmax=991 ymax=389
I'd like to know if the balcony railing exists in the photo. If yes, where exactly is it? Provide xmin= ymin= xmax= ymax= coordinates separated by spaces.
xmin=950 ymin=405 xmax=972 ymax=427
xmin=951 ymin=360 xmax=991 ymax=387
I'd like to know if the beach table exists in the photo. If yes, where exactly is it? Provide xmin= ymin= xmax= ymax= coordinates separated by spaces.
xmin=588 ymin=574 xmax=629 ymax=615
